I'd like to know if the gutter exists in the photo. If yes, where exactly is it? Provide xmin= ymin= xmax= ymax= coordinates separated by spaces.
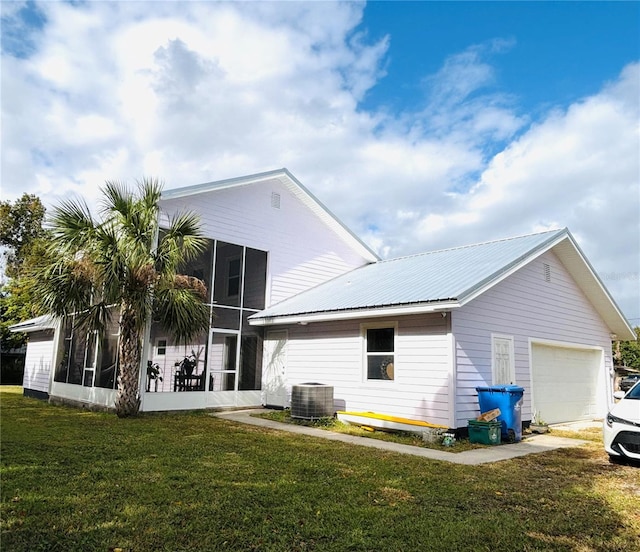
xmin=249 ymin=301 xmax=460 ymax=326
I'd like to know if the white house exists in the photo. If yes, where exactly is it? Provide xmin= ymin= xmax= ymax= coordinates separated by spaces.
xmin=13 ymin=169 xmax=635 ymax=428
xmin=9 ymin=315 xmax=56 ymax=400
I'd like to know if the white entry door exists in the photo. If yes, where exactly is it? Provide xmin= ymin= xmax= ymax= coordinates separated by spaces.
xmin=263 ymin=330 xmax=288 ymax=408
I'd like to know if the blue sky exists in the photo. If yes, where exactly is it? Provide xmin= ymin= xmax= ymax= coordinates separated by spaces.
xmin=361 ymin=2 xmax=639 ymax=115
xmin=1 ymin=1 xmax=639 ymax=324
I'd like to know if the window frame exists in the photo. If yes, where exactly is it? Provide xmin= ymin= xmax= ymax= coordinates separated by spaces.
xmin=156 ymin=338 xmax=167 ymax=356
xmin=361 ymin=322 xmax=397 ymax=383
xmin=226 ymin=256 xmax=242 ymax=298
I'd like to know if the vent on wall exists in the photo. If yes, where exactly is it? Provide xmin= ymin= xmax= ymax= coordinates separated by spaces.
xmin=543 ymin=263 xmax=551 ymax=282
xmin=271 ymin=192 xmax=281 ymax=209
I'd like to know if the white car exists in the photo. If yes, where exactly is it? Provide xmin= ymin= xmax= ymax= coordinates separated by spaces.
xmin=604 ymin=381 xmax=640 ymax=463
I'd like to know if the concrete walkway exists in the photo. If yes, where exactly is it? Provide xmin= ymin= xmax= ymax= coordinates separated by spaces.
xmin=211 ymin=409 xmax=591 ymax=466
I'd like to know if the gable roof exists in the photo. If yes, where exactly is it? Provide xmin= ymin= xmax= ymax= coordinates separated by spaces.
xmin=250 ymin=228 xmax=635 ymax=340
xmin=161 ymin=168 xmax=379 ymax=263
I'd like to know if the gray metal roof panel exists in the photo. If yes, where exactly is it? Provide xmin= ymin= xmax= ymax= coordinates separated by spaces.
xmin=252 ymin=229 xmax=566 ymax=319
xmin=9 ymin=315 xmax=56 ymax=333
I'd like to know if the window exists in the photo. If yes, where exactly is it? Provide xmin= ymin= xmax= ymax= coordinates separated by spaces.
xmin=227 ymin=257 xmax=241 ymax=297
xmin=364 ymin=325 xmax=395 ymax=381
xmin=156 ymin=339 xmax=167 ymax=355
xmin=55 ymin=310 xmax=120 ymax=389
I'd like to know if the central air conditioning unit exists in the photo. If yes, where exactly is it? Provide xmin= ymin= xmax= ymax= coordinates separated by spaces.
xmin=290 ymin=383 xmax=334 ymax=420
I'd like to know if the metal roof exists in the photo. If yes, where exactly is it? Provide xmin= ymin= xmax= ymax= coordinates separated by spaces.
xmin=250 ymin=228 xmax=635 ymax=340
xmin=9 ymin=315 xmax=56 ymax=333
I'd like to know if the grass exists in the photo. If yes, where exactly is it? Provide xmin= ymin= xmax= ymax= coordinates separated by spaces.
xmin=253 ymin=409 xmax=483 ymax=452
xmin=2 ymin=386 xmax=639 ymax=552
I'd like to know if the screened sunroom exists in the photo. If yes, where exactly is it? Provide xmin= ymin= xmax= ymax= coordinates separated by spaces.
xmin=142 ymin=238 xmax=268 ymax=411
xmin=49 ymin=237 xmax=268 ymax=411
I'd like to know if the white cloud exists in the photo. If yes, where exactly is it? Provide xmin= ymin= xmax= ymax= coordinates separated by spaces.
xmin=1 ymin=1 xmax=638 ymax=322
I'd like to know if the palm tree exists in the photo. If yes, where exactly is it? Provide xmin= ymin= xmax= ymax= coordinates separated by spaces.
xmin=35 ymin=178 xmax=210 ymax=417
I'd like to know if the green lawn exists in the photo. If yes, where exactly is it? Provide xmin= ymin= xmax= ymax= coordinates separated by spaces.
xmin=2 ymin=387 xmax=639 ymax=552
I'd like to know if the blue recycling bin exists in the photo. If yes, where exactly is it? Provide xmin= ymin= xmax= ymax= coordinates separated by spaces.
xmin=476 ymin=385 xmax=524 ymax=442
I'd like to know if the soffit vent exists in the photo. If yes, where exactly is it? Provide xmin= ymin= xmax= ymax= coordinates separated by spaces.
xmin=543 ymin=263 xmax=551 ymax=282
xmin=271 ymin=192 xmax=281 ymax=209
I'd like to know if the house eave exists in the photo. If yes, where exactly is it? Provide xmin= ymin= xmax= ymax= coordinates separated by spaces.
xmin=9 ymin=315 xmax=57 ymax=334
xmin=249 ymin=301 xmax=461 ymax=326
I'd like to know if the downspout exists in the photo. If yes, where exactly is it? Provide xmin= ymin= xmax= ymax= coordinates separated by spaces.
xmin=446 ymin=312 xmax=457 ymax=429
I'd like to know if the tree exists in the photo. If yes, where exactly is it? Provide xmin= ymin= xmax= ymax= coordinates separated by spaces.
xmin=614 ymin=326 xmax=640 ymax=371
xmin=33 ymin=179 xmax=210 ymax=417
xmin=0 ymin=193 xmax=47 ymax=278
xmin=0 ymin=194 xmax=50 ymax=350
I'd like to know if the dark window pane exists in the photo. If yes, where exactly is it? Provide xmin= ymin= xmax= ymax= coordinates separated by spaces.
xmin=243 ymin=248 xmax=267 ymax=309
xmin=228 ymin=257 xmax=241 ymax=296
xmin=212 ymin=307 xmax=240 ymax=330
xmin=367 ymin=356 xmax=395 ymax=380
xmin=67 ymin=331 xmax=86 ymax=385
xmin=85 ymin=333 xmax=96 ymax=368
xmin=367 ymin=328 xmax=394 ymax=353
xmin=54 ymin=318 xmax=73 ymax=383
xmin=239 ymin=313 xmax=263 ymax=390
xmin=157 ymin=339 xmax=166 ymax=355
xmin=96 ymin=311 xmax=119 ymax=389
xmin=83 ymin=370 xmax=95 ymax=387
xmin=179 ymin=239 xmax=213 ymax=300
xmin=213 ymin=242 xmax=243 ymax=307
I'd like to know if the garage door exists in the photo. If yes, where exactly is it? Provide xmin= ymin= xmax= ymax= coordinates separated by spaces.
xmin=531 ymin=344 xmax=603 ymax=424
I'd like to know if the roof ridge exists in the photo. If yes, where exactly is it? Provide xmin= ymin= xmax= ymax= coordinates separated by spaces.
xmin=379 ymin=228 xmax=566 ymax=263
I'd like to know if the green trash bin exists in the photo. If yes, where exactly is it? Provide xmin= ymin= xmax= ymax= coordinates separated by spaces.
xmin=468 ymin=419 xmax=501 ymax=445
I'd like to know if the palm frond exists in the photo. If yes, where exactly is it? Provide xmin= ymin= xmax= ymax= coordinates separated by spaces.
xmin=137 ymin=177 xmax=163 ymax=214
xmin=73 ymin=302 xmax=113 ymax=335
xmin=154 ymin=285 xmax=210 ymax=344
xmin=101 ymin=180 xmax=134 ymax=219
xmin=32 ymin=251 xmax=96 ymax=319
xmin=155 ymin=211 xmax=206 ymax=274
xmin=50 ymin=198 xmax=95 ymax=247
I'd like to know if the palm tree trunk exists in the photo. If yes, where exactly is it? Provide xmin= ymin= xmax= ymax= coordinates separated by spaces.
xmin=115 ymin=307 xmax=142 ymax=417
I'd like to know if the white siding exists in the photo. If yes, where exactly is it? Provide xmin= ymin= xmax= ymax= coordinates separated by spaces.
xmin=452 ymin=250 xmax=613 ymax=427
xmin=279 ymin=313 xmax=452 ymax=427
xmin=159 ymin=179 xmax=372 ymax=307
xmin=22 ymin=330 xmax=55 ymax=394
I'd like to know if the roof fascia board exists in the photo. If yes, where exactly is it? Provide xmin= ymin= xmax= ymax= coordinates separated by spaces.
xmin=249 ymin=301 xmax=460 ymax=326
xmin=161 ymin=168 xmax=290 ymax=200
xmin=457 ymin=229 xmax=634 ymax=340
xmin=9 ymin=316 xmax=57 ymax=333
xmin=458 ymin=229 xmax=569 ymax=307
xmin=554 ymin=231 xmax=635 ymax=341
xmin=161 ymin=169 xmax=379 ymax=263
xmin=281 ymin=170 xmax=379 ymax=262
